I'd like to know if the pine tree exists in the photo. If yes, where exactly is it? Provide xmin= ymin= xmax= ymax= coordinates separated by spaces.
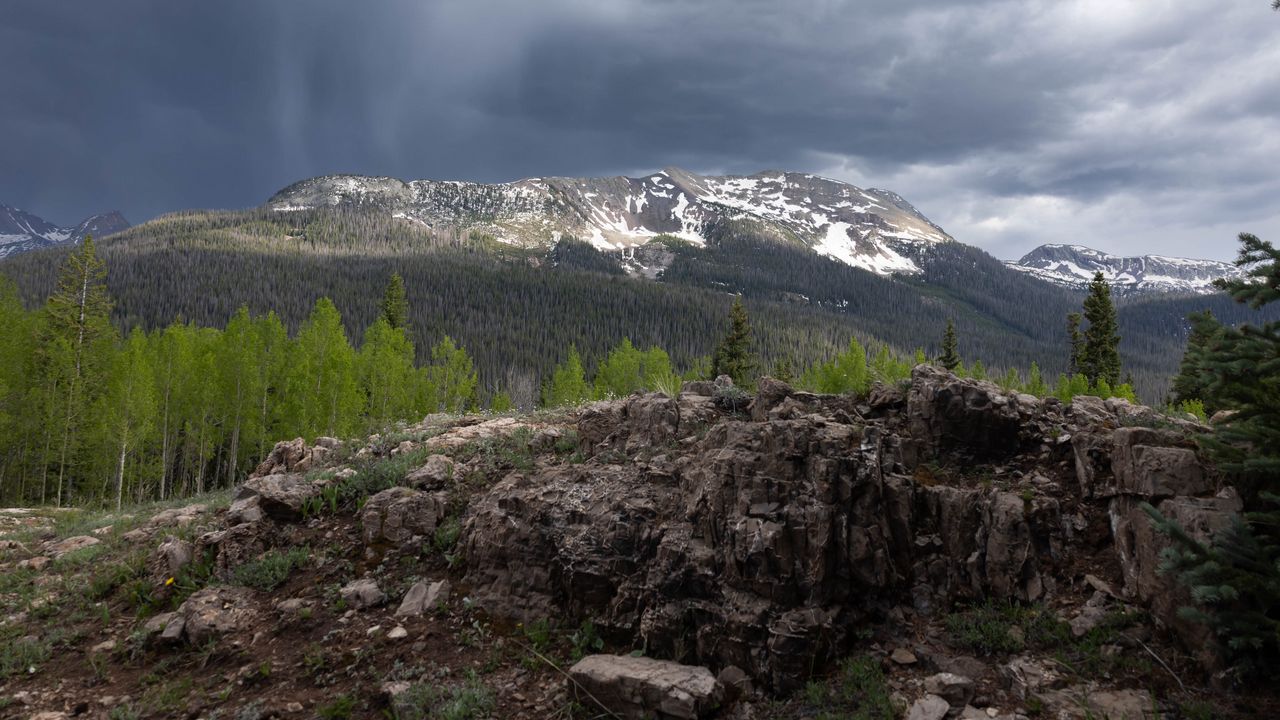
xmin=1145 ymin=233 xmax=1280 ymax=676
xmin=380 ymin=273 xmax=410 ymax=332
xmin=1066 ymin=312 xmax=1085 ymax=376
xmin=711 ymin=297 xmax=756 ymax=387
xmin=542 ymin=345 xmax=590 ymax=407
xmin=40 ymin=236 xmax=117 ymax=505
xmin=938 ymin=318 xmax=960 ymax=371
xmin=1171 ymin=311 xmax=1224 ymax=411
xmin=1079 ymin=272 xmax=1122 ymax=386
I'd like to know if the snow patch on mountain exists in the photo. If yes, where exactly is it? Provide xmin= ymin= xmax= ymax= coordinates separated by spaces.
xmin=265 ymin=168 xmax=953 ymax=276
xmin=0 ymin=205 xmax=130 ymax=259
xmin=1009 ymin=244 xmax=1243 ymax=294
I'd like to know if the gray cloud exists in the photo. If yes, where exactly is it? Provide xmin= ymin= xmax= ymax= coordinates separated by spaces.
xmin=1 ymin=0 xmax=1277 ymax=261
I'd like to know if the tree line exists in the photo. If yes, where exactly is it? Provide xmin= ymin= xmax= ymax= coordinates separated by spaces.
xmin=0 ymin=242 xmax=482 ymax=508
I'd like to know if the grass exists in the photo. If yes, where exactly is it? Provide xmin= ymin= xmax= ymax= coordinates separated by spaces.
xmin=316 ymin=693 xmax=358 ymax=719
xmin=231 ymin=546 xmax=311 ymax=592
xmin=391 ymin=674 xmax=496 ymax=720
xmin=0 ymin=633 xmax=52 ymax=678
xmin=802 ymin=655 xmax=896 ymax=720
xmin=945 ymin=601 xmax=1071 ymax=654
xmin=946 ymin=601 xmax=1152 ymax=681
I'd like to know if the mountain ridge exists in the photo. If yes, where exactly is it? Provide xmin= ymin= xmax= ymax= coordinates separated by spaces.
xmin=1009 ymin=243 xmax=1242 ymax=294
xmin=266 ymin=167 xmax=954 ymax=276
xmin=0 ymin=204 xmax=130 ymax=259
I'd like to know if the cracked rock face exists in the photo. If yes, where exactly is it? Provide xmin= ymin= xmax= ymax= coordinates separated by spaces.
xmin=462 ymin=372 xmax=1079 ymax=689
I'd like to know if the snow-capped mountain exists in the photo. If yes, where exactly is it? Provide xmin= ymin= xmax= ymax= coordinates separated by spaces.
xmin=0 ymin=205 xmax=130 ymax=259
xmin=1009 ymin=244 xmax=1243 ymax=294
xmin=266 ymin=168 xmax=953 ymax=275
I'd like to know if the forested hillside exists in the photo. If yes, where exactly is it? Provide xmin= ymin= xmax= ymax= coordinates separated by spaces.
xmin=1 ymin=206 xmax=1271 ymax=407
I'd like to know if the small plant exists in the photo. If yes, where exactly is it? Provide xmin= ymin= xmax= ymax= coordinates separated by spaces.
xmin=108 ymin=705 xmax=142 ymax=720
xmin=316 ymin=693 xmax=358 ymax=719
xmin=0 ymin=634 xmax=51 ymax=678
xmin=803 ymin=655 xmax=895 ymax=720
xmin=522 ymin=618 xmax=553 ymax=653
xmin=434 ymin=517 xmax=462 ymax=554
xmin=231 ymin=546 xmax=311 ymax=592
xmin=392 ymin=675 xmax=495 ymax=720
xmin=944 ymin=601 xmax=1070 ymax=655
xmin=570 ymin=619 xmax=605 ymax=661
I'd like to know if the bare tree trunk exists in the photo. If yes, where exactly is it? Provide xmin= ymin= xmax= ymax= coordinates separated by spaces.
xmin=114 ymin=434 xmax=127 ymax=511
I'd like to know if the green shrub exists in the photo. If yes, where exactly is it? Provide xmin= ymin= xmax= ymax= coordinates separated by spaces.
xmin=231 ymin=547 xmax=311 ymax=592
xmin=803 ymin=655 xmax=895 ymax=720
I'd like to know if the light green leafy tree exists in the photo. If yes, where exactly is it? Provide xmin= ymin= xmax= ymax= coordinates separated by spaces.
xmin=542 ymin=345 xmax=590 ymax=407
xmin=359 ymin=316 xmax=418 ymax=428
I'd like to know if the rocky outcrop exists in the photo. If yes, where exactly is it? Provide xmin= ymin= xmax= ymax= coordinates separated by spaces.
xmin=458 ymin=367 xmax=1235 ymax=690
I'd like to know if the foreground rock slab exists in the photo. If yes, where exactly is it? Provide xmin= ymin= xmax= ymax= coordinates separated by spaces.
xmin=569 ymin=654 xmax=725 ymax=719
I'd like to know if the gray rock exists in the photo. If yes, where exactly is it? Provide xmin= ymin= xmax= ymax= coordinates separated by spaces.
xmin=1111 ymin=428 xmax=1207 ymax=498
xmin=405 ymin=454 xmax=456 ymax=489
xmin=179 ymin=586 xmax=257 ymax=644
xmin=340 ymin=578 xmax=386 ymax=609
xmin=361 ymin=487 xmax=448 ymax=548
xmin=923 ymin=672 xmax=975 ymax=708
xmin=569 ymin=654 xmax=724 ymax=720
xmin=395 ymin=579 xmax=450 ymax=616
xmin=153 ymin=536 xmax=193 ymax=577
xmin=45 ymin=535 xmax=99 ymax=558
xmin=233 ymin=473 xmax=318 ymax=521
xmin=906 ymin=694 xmax=950 ymax=720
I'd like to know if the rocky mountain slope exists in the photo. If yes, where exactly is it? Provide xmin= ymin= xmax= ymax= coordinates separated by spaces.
xmin=266 ymin=168 xmax=953 ymax=275
xmin=1 ymin=368 xmax=1268 ymax=719
xmin=0 ymin=205 xmax=129 ymax=259
xmin=1010 ymin=244 xmax=1243 ymax=294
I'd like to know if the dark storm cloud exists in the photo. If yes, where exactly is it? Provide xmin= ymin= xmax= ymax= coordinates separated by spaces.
xmin=2 ymin=0 xmax=1277 ymax=260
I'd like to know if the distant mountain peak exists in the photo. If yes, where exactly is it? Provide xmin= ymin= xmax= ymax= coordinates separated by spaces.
xmin=0 ymin=205 xmax=130 ymax=259
xmin=265 ymin=168 xmax=953 ymax=276
xmin=1009 ymin=243 xmax=1242 ymax=294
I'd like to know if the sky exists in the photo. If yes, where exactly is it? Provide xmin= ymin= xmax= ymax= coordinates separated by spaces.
xmin=2 ymin=0 xmax=1278 ymax=262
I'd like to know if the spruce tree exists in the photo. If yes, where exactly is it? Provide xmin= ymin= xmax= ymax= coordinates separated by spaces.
xmin=1170 ymin=310 xmax=1224 ymax=412
xmin=1066 ymin=313 xmax=1084 ymax=376
xmin=380 ymin=273 xmax=410 ymax=332
xmin=711 ymin=297 xmax=756 ymax=387
xmin=938 ymin=318 xmax=960 ymax=371
xmin=1079 ymin=272 xmax=1122 ymax=386
xmin=1145 ymin=233 xmax=1280 ymax=677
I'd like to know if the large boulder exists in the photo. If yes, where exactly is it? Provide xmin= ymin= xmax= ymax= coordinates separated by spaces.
xmin=568 ymin=655 xmax=724 ymax=720
xmin=179 ymin=586 xmax=257 ymax=645
xmin=360 ymin=487 xmax=448 ymax=549
xmin=233 ymin=473 xmax=319 ymax=521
